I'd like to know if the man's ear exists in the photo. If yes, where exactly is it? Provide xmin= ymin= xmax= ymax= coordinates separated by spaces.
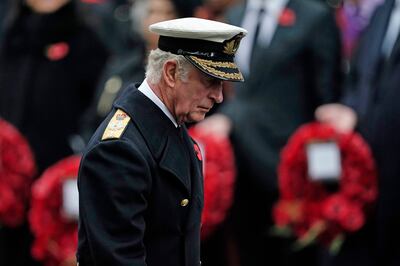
xmin=163 ymin=60 xmax=178 ymax=88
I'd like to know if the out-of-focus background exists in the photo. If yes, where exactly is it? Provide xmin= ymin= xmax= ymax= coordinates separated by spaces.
xmin=2 ymin=0 xmax=400 ymax=265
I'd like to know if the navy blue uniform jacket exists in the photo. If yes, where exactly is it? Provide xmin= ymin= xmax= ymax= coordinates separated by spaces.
xmin=77 ymin=84 xmax=204 ymax=266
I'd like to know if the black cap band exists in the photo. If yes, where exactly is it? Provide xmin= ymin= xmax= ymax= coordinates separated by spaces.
xmin=156 ymin=33 xmax=245 ymax=82
xmin=158 ymin=36 xmax=234 ymax=60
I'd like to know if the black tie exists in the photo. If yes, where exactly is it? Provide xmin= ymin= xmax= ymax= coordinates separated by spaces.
xmin=251 ymin=5 xmax=266 ymax=65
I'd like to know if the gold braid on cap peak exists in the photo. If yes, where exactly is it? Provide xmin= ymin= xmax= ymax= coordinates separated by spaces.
xmin=189 ymin=57 xmax=237 ymax=68
xmin=189 ymin=56 xmax=244 ymax=80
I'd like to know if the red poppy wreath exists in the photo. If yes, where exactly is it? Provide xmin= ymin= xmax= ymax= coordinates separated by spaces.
xmin=272 ymin=122 xmax=377 ymax=253
xmin=189 ymin=127 xmax=236 ymax=240
xmin=0 ymin=118 xmax=36 ymax=227
xmin=29 ymin=155 xmax=81 ymax=266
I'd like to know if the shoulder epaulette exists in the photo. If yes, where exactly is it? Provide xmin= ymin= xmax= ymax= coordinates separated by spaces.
xmin=101 ymin=109 xmax=131 ymax=140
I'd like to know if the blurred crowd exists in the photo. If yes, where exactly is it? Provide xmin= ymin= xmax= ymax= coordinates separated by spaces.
xmin=1 ymin=0 xmax=400 ymax=265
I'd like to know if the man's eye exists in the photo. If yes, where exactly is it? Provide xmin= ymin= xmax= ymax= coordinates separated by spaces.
xmin=206 ymin=78 xmax=217 ymax=86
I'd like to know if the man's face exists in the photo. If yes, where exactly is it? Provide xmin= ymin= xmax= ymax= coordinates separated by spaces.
xmin=172 ymin=65 xmax=224 ymax=124
xmin=142 ymin=0 xmax=178 ymax=51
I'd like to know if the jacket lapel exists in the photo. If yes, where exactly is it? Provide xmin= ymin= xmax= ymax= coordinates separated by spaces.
xmin=250 ymin=0 xmax=297 ymax=72
xmin=158 ymin=131 xmax=192 ymax=195
xmin=358 ymin=0 xmax=394 ymax=77
xmin=388 ymin=31 xmax=400 ymax=66
xmin=181 ymin=127 xmax=204 ymax=230
xmin=113 ymin=85 xmax=192 ymax=194
xmin=268 ymin=0 xmax=295 ymax=49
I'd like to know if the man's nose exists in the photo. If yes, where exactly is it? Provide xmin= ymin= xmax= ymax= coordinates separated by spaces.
xmin=211 ymin=82 xmax=224 ymax=103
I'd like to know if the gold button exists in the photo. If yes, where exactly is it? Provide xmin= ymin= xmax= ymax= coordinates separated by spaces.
xmin=180 ymin=199 xmax=189 ymax=207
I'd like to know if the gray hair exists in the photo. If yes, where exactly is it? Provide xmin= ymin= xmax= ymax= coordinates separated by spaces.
xmin=145 ymin=49 xmax=192 ymax=84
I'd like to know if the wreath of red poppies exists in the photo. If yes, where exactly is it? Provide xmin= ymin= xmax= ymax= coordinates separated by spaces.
xmin=273 ymin=122 xmax=377 ymax=252
xmin=29 ymin=155 xmax=81 ymax=266
xmin=189 ymin=127 xmax=236 ymax=240
xmin=0 ymin=118 xmax=36 ymax=227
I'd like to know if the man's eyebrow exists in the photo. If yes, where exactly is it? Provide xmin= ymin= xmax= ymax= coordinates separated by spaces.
xmin=204 ymin=75 xmax=219 ymax=82
xmin=210 ymin=77 xmax=223 ymax=84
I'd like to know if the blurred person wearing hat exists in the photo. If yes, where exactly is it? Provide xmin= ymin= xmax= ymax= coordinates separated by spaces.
xmin=77 ymin=17 xmax=247 ymax=266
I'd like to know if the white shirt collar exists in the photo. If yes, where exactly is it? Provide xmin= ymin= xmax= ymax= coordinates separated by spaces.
xmin=236 ymin=0 xmax=289 ymax=76
xmin=247 ymin=0 xmax=288 ymax=14
xmin=138 ymin=79 xmax=179 ymax=128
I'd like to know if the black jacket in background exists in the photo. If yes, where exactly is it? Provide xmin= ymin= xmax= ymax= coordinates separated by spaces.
xmin=0 ymin=1 xmax=109 ymax=173
xmin=323 ymin=0 xmax=400 ymax=265
xmin=216 ymin=1 xmax=342 ymax=265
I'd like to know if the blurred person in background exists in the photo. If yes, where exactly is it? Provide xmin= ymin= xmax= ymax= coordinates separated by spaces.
xmin=337 ymin=0 xmax=384 ymax=59
xmin=77 ymin=0 xmax=147 ymax=143
xmin=202 ymin=0 xmax=242 ymax=21
xmin=0 ymin=0 xmax=10 ymax=43
xmin=196 ymin=0 xmax=342 ymax=265
xmin=0 ymin=0 xmax=108 ymax=265
xmin=140 ymin=0 xmax=205 ymax=51
xmin=78 ymin=0 xmax=206 ymax=143
xmin=316 ymin=0 xmax=400 ymax=265
xmin=0 ymin=0 xmax=108 ymax=172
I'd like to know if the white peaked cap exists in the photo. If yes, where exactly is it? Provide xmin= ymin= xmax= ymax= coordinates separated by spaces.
xmin=149 ymin=17 xmax=248 ymax=82
xmin=149 ymin=17 xmax=247 ymax=43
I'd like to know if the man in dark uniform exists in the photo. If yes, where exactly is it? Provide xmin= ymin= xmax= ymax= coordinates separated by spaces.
xmin=77 ymin=17 xmax=247 ymax=266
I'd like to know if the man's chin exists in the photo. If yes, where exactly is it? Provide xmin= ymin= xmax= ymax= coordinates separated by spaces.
xmin=187 ymin=113 xmax=207 ymax=123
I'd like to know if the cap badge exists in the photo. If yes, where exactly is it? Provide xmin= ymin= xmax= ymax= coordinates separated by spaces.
xmin=223 ymin=33 xmax=244 ymax=55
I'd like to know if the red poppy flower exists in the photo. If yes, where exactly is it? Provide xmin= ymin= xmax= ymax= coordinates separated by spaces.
xmin=193 ymin=143 xmax=202 ymax=161
xmin=273 ymin=122 xmax=377 ymax=251
xmin=279 ymin=8 xmax=296 ymax=27
xmin=0 ymin=119 xmax=36 ymax=227
xmin=273 ymin=200 xmax=304 ymax=226
xmin=29 ymin=155 xmax=81 ymax=266
xmin=46 ymin=42 xmax=69 ymax=61
xmin=189 ymin=127 xmax=236 ymax=240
